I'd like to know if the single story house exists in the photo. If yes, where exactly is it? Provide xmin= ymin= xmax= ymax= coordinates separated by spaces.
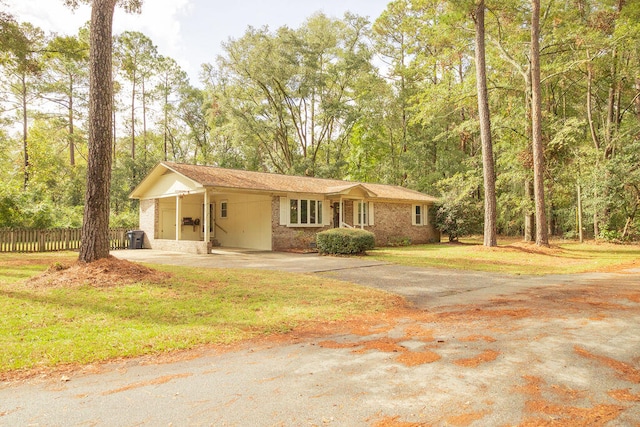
xmin=129 ymin=162 xmax=440 ymax=253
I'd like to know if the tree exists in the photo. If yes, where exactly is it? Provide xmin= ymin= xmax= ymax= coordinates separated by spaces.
xmin=471 ymin=0 xmax=497 ymax=247
xmin=602 ymin=141 xmax=640 ymax=240
xmin=114 ymin=30 xmax=158 ymax=164
xmin=42 ymin=32 xmax=89 ymax=166
xmin=0 ymin=22 xmax=45 ymax=189
xmin=0 ymin=9 xmax=28 ymax=54
xmin=399 ymin=0 xmax=478 ymax=192
xmin=530 ymin=0 xmax=548 ymax=246
xmin=178 ymin=84 xmax=210 ymax=164
xmin=3 ymin=0 xmax=639 ymax=244
xmin=435 ymin=169 xmax=484 ymax=242
xmin=64 ymin=0 xmax=142 ymax=263
xmin=217 ymin=13 xmax=373 ymax=176
xmin=154 ymin=55 xmax=188 ymax=161
xmin=371 ymin=0 xmax=415 ymax=184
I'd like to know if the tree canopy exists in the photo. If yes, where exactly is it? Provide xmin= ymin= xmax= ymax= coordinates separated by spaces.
xmin=1 ymin=0 xmax=640 ymax=243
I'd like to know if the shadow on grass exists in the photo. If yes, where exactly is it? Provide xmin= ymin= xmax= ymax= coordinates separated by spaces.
xmin=559 ymin=247 xmax=640 ymax=256
xmin=0 ymin=285 xmax=246 ymax=328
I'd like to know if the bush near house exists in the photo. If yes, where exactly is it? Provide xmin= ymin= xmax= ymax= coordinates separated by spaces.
xmin=316 ymin=228 xmax=376 ymax=255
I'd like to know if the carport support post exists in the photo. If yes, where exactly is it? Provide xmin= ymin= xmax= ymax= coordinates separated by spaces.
xmin=175 ymin=196 xmax=182 ymax=241
xmin=204 ymin=190 xmax=210 ymax=244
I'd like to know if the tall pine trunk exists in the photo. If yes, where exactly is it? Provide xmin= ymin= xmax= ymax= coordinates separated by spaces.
xmin=79 ymin=0 xmax=116 ymax=263
xmin=68 ymin=74 xmax=75 ymax=166
xmin=142 ymin=76 xmax=147 ymax=165
xmin=524 ymin=179 xmax=534 ymax=241
xmin=21 ymin=74 xmax=29 ymax=189
xmin=530 ymin=0 xmax=549 ymax=247
xmin=635 ymin=75 xmax=640 ymax=121
xmin=130 ymin=72 xmax=136 ymax=160
xmin=163 ymin=83 xmax=168 ymax=161
xmin=473 ymin=0 xmax=497 ymax=247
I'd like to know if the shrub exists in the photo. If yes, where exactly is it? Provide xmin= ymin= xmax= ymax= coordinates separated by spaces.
xmin=435 ymin=203 xmax=478 ymax=242
xmin=598 ymin=225 xmax=625 ymax=243
xmin=434 ymin=171 xmax=483 ymax=242
xmin=316 ymin=228 xmax=375 ymax=255
xmin=110 ymin=210 xmax=139 ymax=229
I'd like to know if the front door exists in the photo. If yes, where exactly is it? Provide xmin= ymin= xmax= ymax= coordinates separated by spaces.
xmin=333 ymin=202 xmax=340 ymax=228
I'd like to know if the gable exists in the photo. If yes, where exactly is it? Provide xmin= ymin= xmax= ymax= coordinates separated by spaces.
xmin=131 ymin=168 xmax=202 ymax=200
xmin=339 ymin=186 xmax=371 ymax=198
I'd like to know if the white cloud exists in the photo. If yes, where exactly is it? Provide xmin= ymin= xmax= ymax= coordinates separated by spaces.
xmin=6 ymin=1 xmax=190 ymax=53
xmin=6 ymin=0 xmax=197 ymax=81
xmin=114 ymin=0 xmax=195 ymax=82
xmin=4 ymin=0 xmax=389 ymax=86
xmin=5 ymin=0 xmax=91 ymax=35
xmin=114 ymin=0 xmax=191 ymax=52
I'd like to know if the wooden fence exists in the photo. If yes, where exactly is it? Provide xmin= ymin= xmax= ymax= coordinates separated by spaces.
xmin=0 ymin=228 xmax=130 ymax=253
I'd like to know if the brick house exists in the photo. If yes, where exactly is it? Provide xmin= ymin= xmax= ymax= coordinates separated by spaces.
xmin=129 ymin=162 xmax=440 ymax=253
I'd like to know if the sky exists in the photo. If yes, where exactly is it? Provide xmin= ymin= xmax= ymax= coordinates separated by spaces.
xmin=6 ymin=0 xmax=392 ymax=85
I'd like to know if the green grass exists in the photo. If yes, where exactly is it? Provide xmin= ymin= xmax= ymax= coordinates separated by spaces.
xmin=0 ymin=252 xmax=395 ymax=374
xmin=368 ymin=237 xmax=640 ymax=275
xmin=3 ymin=240 xmax=637 ymax=373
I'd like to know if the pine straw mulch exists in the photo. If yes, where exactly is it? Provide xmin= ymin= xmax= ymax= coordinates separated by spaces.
xmin=25 ymin=256 xmax=172 ymax=289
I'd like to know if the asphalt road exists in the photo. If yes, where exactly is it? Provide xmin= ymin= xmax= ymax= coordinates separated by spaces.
xmin=2 ymin=250 xmax=639 ymax=426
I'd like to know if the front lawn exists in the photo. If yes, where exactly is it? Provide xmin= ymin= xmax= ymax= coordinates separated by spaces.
xmin=369 ymin=237 xmax=640 ymax=275
xmin=0 ymin=252 xmax=396 ymax=375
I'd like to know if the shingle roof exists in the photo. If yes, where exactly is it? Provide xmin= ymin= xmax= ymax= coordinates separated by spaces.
xmin=144 ymin=162 xmax=437 ymax=203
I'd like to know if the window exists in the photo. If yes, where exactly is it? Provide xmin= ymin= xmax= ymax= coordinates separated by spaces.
xmin=301 ymin=200 xmax=308 ymax=224
xmin=353 ymin=201 xmax=374 ymax=226
xmin=289 ymin=198 xmax=323 ymax=226
xmin=413 ymin=204 xmax=430 ymax=226
xmin=356 ymin=201 xmax=368 ymax=225
xmin=290 ymin=199 xmax=298 ymax=224
xmin=220 ymin=201 xmax=228 ymax=219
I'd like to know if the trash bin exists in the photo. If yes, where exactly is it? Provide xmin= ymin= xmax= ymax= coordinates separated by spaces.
xmin=126 ymin=230 xmax=145 ymax=249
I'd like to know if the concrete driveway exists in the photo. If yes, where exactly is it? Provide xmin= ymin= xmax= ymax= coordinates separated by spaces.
xmin=113 ymin=248 xmax=386 ymax=274
xmin=2 ymin=250 xmax=640 ymax=426
xmin=113 ymin=249 xmax=627 ymax=309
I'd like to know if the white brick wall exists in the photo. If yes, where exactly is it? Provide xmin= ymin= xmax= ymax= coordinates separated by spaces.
xmin=139 ymin=199 xmax=157 ymax=248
